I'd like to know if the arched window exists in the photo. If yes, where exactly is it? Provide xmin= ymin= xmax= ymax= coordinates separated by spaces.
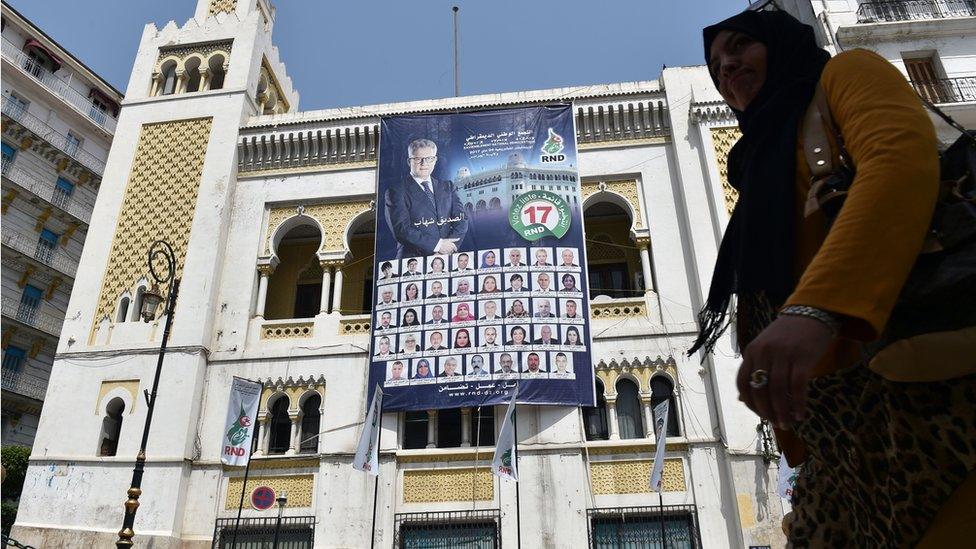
xmin=208 ymin=54 xmax=226 ymax=90
xmin=266 ymin=222 xmax=322 ymax=320
xmin=476 ymin=200 xmax=487 ymax=211
xmin=267 ymin=396 xmax=291 ymax=455
xmin=488 ymin=197 xmax=501 ymax=210
xmin=615 ymin=379 xmax=643 ymax=439
xmin=184 ymin=57 xmax=202 ymax=93
xmin=651 ymin=376 xmax=680 ymax=437
xmin=344 ymin=214 xmax=375 ymax=315
xmin=584 ymin=379 xmax=609 ymax=441
xmin=299 ymin=393 xmax=321 ymax=454
xmin=98 ymin=397 xmax=125 ymax=456
xmin=584 ymin=201 xmax=641 ymax=299
xmin=116 ymin=297 xmax=130 ymax=323
xmin=131 ymin=285 xmax=146 ymax=322
xmin=160 ymin=61 xmax=177 ymax=96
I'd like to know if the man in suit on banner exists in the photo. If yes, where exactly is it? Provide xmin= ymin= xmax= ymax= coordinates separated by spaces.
xmin=384 ymin=138 xmax=469 ymax=258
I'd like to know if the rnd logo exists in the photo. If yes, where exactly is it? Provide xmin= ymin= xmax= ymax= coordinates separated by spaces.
xmin=541 ymin=154 xmax=565 ymax=163
xmin=224 ymin=446 xmax=246 ymax=456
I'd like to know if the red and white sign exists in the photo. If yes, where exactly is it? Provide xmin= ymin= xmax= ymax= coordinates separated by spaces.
xmin=251 ymin=485 xmax=276 ymax=510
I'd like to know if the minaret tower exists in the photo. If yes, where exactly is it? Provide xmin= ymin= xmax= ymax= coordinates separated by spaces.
xmin=12 ymin=1 xmax=296 ymax=546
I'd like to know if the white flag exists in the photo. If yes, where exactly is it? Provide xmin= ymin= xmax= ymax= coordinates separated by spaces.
xmin=649 ymin=400 xmax=670 ymax=492
xmin=352 ymin=385 xmax=383 ymax=475
xmin=491 ymin=385 xmax=519 ymax=481
xmin=777 ymin=453 xmax=798 ymax=499
xmin=220 ymin=377 xmax=263 ymax=467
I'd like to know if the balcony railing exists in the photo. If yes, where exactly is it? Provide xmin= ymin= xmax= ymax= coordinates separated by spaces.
xmin=1 ymin=162 xmax=92 ymax=223
xmin=1 ymin=297 xmax=64 ymax=336
xmin=912 ymin=76 xmax=976 ymax=104
xmin=211 ymin=516 xmax=315 ymax=548
xmin=1 ymin=230 xmax=79 ymax=276
xmin=1 ymin=365 xmax=48 ymax=401
xmin=1 ymin=38 xmax=118 ymax=133
xmin=856 ymin=0 xmax=976 ymax=23
xmin=1 ymin=94 xmax=106 ymax=175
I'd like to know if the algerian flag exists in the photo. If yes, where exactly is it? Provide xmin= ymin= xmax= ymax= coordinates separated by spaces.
xmin=352 ymin=385 xmax=383 ymax=475
xmin=220 ymin=377 xmax=263 ymax=466
xmin=649 ymin=399 xmax=670 ymax=492
xmin=491 ymin=384 xmax=519 ymax=481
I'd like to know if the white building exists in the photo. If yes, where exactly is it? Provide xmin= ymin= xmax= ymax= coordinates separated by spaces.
xmin=9 ymin=0 xmax=972 ymax=547
xmin=457 ymin=153 xmax=581 ymax=216
xmin=1 ymin=0 xmax=123 ymax=448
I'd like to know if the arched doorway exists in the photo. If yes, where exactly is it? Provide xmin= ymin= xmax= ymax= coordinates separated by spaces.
xmin=583 ymin=201 xmax=642 ymax=298
xmin=266 ymin=222 xmax=322 ymax=320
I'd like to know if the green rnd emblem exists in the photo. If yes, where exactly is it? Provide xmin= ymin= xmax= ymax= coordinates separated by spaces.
xmin=510 ymin=190 xmax=571 ymax=241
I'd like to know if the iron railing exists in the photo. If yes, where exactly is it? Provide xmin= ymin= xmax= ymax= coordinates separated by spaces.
xmin=0 ymin=161 xmax=93 ymax=223
xmin=856 ymin=0 xmax=976 ymax=23
xmin=587 ymin=505 xmax=703 ymax=549
xmin=0 ymin=38 xmax=118 ymax=133
xmin=1 ymin=366 xmax=48 ymax=401
xmin=1 ymin=533 xmax=37 ymax=549
xmin=211 ymin=516 xmax=315 ymax=549
xmin=1 ymin=94 xmax=106 ymax=175
xmin=0 ymin=297 xmax=64 ymax=336
xmin=912 ymin=76 xmax=976 ymax=104
xmin=1 ymin=230 xmax=78 ymax=276
xmin=393 ymin=509 xmax=502 ymax=549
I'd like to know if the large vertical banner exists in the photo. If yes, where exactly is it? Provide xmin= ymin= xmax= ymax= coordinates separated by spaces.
xmin=220 ymin=377 xmax=263 ymax=466
xmin=369 ymin=105 xmax=595 ymax=411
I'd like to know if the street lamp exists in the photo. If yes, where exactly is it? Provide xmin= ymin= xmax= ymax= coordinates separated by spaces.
xmin=116 ymin=240 xmax=181 ymax=548
xmin=272 ymin=491 xmax=288 ymax=549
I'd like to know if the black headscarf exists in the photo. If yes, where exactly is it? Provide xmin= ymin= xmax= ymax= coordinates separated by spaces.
xmin=689 ymin=10 xmax=831 ymax=356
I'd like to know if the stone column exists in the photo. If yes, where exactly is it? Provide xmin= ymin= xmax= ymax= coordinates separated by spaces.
xmin=460 ymin=408 xmax=472 ymax=447
xmin=636 ymin=236 xmax=654 ymax=293
xmin=149 ymin=73 xmax=162 ymax=97
xmin=641 ymin=396 xmax=654 ymax=438
xmin=255 ymin=265 xmax=274 ymax=318
xmin=606 ymin=398 xmax=620 ymax=440
xmin=175 ymin=70 xmax=187 ymax=94
xmin=199 ymin=67 xmax=211 ymax=91
xmin=331 ymin=265 xmax=344 ymax=314
xmin=319 ymin=261 xmax=333 ymax=314
xmin=286 ymin=412 xmax=300 ymax=455
xmin=257 ymin=415 xmax=271 ymax=456
xmin=426 ymin=410 xmax=438 ymax=449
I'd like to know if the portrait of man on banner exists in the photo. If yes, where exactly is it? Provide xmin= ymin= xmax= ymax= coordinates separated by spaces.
xmin=383 ymin=138 xmax=469 ymax=258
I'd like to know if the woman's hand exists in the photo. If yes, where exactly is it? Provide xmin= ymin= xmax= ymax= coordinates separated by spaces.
xmin=736 ymin=315 xmax=835 ymax=428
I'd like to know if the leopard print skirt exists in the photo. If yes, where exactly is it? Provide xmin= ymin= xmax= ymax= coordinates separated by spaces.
xmin=787 ymin=366 xmax=976 ymax=548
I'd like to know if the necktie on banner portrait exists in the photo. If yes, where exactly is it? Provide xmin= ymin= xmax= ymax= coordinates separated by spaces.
xmin=649 ymin=400 xmax=670 ymax=492
xmin=353 ymin=385 xmax=383 ymax=476
xmin=220 ymin=377 xmax=263 ymax=466
xmin=367 ymin=104 xmax=596 ymax=411
xmin=491 ymin=384 xmax=519 ymax=481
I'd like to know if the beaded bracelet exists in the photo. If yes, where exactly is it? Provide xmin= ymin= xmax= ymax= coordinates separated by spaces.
xmin=779 ymin=304 xmax=841 ymax=337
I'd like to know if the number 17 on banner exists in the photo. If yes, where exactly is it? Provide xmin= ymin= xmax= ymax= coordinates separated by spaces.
xmin=510 ymin=190 xmax=571 ymax=241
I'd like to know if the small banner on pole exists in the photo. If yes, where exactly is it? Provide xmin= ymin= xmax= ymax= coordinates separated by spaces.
xmin=491 ymin=384 xmax=519 ymax=481
xmin=353 ymin=385 xmax=384 ymax=476
xmin=777 ymin=453 xmax=798 ymax=500
xmin=220 ymin=377 xmax=263 ymax=466
xmin=649 ymin=400 xmax=670 ymax=492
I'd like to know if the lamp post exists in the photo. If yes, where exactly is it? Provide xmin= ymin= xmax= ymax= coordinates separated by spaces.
xmin=272 ymin=492 xmax=288 ymax=549
xmin=116 ymin=240 xmax=180 ymax=548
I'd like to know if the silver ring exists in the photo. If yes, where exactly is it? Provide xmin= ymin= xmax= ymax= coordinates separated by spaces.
xmin=749 ymin=369 xmax=769 ymax=389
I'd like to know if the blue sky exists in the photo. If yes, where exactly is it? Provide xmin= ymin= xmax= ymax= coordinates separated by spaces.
xmin=8 ymin=0 xmax=744 ymax=111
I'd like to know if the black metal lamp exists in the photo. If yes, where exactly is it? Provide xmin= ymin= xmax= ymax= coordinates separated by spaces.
xmin=140 ymin=283 xmax=164 ymax=322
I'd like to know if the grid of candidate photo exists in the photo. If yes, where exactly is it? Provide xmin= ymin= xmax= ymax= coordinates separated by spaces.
xmin=373 ymin=246 xmax=587 ymax=386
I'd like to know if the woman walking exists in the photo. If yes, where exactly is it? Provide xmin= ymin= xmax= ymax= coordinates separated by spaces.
xmin=693 ymin=9 xmax=975 ymax=548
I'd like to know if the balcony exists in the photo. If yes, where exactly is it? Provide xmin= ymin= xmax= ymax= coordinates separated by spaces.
xmin=1 ymin=297 xmax=64 ymax=336
xmin=1 ymin=366 xmax=48 ymax=401
xmin=856 ymin=0 xmax=976 ymax=23
xmin=1 ymin=162 xmax=92 ymax=224
xmin=1 ymin=230 xmax=79 ymax=277
xmin=1 ymin=94 xmax=105 ymax=175
xmin=912 ymin=76 xmax=976 ymax=104
xmin=0 ymin=38 xmax=118 ymax=134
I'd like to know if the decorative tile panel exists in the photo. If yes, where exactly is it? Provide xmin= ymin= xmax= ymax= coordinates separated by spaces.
xmin=225 ymin=474 xmax=314 ymax=509
xmin=208 ymin=0 xmax=237 ymax=15
xmin=589 ymin=458 xmax=685 ymax=494
xmin=402 ymin=467 xmax=494 ymax=503
xmin=711 ymin=127 xmax=742 ymax=215
xmin=91 ymin=118 xmax=212 ymax=339
xmin=157 ymin=40 xmax=233 ymax=71
xmin=581 ymin=179 xmax=644 ymax=229
xmin=265 ymin=200 xmax=372 ymax=255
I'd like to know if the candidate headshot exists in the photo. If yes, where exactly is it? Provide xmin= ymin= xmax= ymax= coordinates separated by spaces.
xmin=480 ymin=250 xmax=499 ymax=269
xmin=523 ymin=352 xmax=545 ymax=374
xmin=562 ymin=299 xmax=580 ymax=319
xmin=452 ymin=302 xmax=475 ymax=322
xmin=387 ymin=360 xmax=406 ymax=381
xmin=453 ymin=328 xmax=472 ymax=349
xmin=552 ymin=352 xmax=573 ymax=375
xmin=402 ymin=282 xmax=421 ymax=303
xmin=479 ymin=299 xmax=501 ymax=320
xmin=427 ymin=280 xmax=446 ymax=299
xmin=559 ymin=248 xmax=578 ymax=268
xmin=480 ymin=275 xmax=500 ymax=294
xmin=377 ymin=285 xmax=397 ymax=306
xmin=401 ymin=308 xmax=421 ymax=327
xmin=374 ymin=335 xmax=394 ymax=358
xmin=480 ymin=326 xmax=500 ymax=347
xmin=384 ymin=138 xmax=469 ymax=258
xmin=533 ymin=298 xmax=556 ymax=318
xmin=413 ymin=359 xmax=434 ymax=379
xmin=560 ymin=273 xmax=581 ymax=293
xmin=377 ymin=310 xmax=396 ymax=330
xmin=468 ymin=354 xmax=489 ymax=376
xmin=426 ymin=330 xmax=447 ymax=351
xmin=533 ymin=248 xmax=552 ymax=267
xmin=400 ymin=333 xmax=420 ymax=353
xmin=564 ymin=326 xmax=582 ymax=346
xmin=505 ymin=248 xmax=526 ymax=267
xmin=402 ymin=257 xmax=422 ymax=277
xmin=506 ymin=325 xmax=528 ymax=346
xmin=507 ymin=273 xmax=526 ymax=293
xmin=535 ymin=272 xmax=553 ymax=293
xmin=428 ymin=256 xmax=447 ymax=276
xmin=506 ymin=299 xmax=528 ymax=318
xmin=454 ymin=252 xmax=472 ymax=272
xmin=426 ymin=304 xmax=447 ymax=324
xmin=533 ymin=325 xmax=558 ymax=345
xmin=452 ymin=277 xmax=474 ymax=298
xmin=439 ymin=356 xmax=461 ymax=377
xmin=379 ymin=260 xmax=398 ymax=281
xmin=496 ymin=353 xmax=516 ymax=374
